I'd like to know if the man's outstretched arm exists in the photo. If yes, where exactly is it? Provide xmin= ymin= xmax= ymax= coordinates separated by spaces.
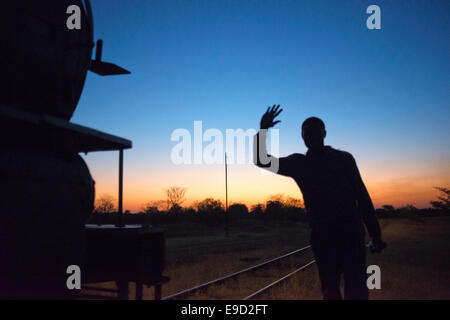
xmin=253 ymin=105 xmax=282 ymax=173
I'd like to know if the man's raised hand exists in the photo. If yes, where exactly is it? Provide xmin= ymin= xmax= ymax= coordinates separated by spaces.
xmin=260 ymin=104 xmax=283 ymax=130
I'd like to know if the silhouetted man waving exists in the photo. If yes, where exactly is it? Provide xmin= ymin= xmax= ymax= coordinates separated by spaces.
xmin=254 ymin=105 xmax=386 ymax=300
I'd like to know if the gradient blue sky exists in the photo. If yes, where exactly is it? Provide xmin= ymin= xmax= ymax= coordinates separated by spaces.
xmin=74 ymin=0 xmax=450 ymax=211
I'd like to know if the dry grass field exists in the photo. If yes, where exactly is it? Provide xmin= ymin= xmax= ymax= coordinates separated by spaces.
xmin=257 ymin=217 xmax=450 ymax=300
xmin=83 ymin=217 xmax=450 ymax=300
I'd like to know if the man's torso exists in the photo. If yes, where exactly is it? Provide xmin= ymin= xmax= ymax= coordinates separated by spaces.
xmin=278 ymin=146 xmax=360 ymax=225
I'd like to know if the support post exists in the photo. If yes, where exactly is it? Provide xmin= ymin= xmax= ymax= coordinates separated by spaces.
xmin=225 ymin=153 xmax=228 ymax=237
xmin=117 ymin=149 xmax=124 ymax=227
xmin=117 ymin=280 xmax=129 ymax=300
xmin=155 ymin=284 xmax=162 ymax=300
xmin=135 ymin=281 xmax=143 ymax=300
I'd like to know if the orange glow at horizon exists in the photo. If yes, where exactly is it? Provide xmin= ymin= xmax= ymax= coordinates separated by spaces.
xmin=90 ymin=160 xmax=450 ymax=213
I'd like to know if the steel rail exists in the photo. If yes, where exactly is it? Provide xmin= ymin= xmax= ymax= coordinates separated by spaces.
xmin=162 ymin=245 xmax=311 ymax=300
xmin=242 ymin=260 xmax=316 ymax=300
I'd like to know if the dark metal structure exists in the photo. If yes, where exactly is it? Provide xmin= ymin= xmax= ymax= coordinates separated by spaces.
xmin=0 ymin=0 xmax=167 ymax=299
xmin=83 ymin=225 xmax=168 ymax=300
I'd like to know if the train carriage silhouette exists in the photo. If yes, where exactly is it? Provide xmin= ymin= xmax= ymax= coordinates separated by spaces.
xmin=0 ymin=0 xmax=167 ymax=299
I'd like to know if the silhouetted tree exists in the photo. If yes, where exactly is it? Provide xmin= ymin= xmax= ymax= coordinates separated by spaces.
xmin=265 ymin=200 xmax=284 ymax=215
xmin=381 ymin=205 xmax=395 ymax=211
xmin=94 ymin=194 xmax=116 ymax=214
xmin=142 ymin=203 xmax=159 ymax=214
xmin=284 ymin=196 xmax=304 ymax=208
xmin=430 ymin=187 xmax=450 ymax=211
xmin=166 ymin=186 xmax=187 ymax=210
xmin=229 ymin=203 xmax=249 ymax=216
xmin=250 ymin=203 xmax=264 ymax=214
xmin=143 ymin=200 xmax=168 ymax=213
xmin=266 ymin=194 xmax=303 ymax=209
xmin=398 ymin=204 xmax=419 ymax=219
xmin=197 ymin=198 xmax=223 ymax=214
xmin=183 ymin=206 xmax=197 ymax=215
xmin=168 ymin=203 xmax=183 ymax=214
xmin=267 ymin=194 xmax=285 ymax=203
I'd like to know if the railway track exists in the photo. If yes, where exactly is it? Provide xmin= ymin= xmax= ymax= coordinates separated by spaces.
xmin=162 ymin=245 xmax=315 ymax=300
xmin=243 ymin=260 xmax=315 ymax=300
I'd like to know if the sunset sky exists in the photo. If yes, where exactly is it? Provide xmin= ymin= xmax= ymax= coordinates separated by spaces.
xmin=73 ymin=0 xmax=449 ymax=211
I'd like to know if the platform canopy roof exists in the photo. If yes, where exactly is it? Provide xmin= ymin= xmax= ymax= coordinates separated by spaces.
xmin=0 ymin=104 xmax=132 ymax=153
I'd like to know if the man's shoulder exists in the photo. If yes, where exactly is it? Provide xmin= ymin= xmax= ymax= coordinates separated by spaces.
xmin=327 ymin=147 xmax=355 ymax=161
xmin=277 ymin=153 xmax=306 ymax=176
xmin=284 ymin=153 xmax=306 ymax=161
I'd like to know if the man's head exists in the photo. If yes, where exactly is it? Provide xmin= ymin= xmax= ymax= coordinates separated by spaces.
xmin=301 ymin=117 xmax=326 ymax=149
